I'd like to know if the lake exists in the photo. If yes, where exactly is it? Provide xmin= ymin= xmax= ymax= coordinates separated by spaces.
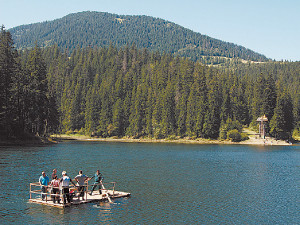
xmin=0 ymin=141 xmax=299 ymax=224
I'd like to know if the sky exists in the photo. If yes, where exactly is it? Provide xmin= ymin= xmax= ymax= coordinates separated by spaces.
xmin=0 ymin=0 xmax=299 ymax=61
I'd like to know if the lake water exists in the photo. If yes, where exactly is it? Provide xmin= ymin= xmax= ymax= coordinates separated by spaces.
xmin=0 ymin=141 xmax=299 ymax=224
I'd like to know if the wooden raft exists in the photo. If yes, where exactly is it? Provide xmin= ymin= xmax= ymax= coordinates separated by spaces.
xmin=29 ymin=182 xmax=130 ymax=208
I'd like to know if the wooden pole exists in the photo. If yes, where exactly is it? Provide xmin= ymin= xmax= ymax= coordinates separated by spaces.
xmin=112 ymin=182 xmax=115 ymax=198
xmin=101 ymin=181 xmax=112 ymax=203
xmin=45 ymin=186 xmax=48 ymax=202
xmin=86 ymin=182 xmax=88 ymax=200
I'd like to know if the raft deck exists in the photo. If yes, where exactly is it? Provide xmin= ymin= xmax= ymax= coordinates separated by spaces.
xmin=29 ymin=182 xmax=130 ymax=208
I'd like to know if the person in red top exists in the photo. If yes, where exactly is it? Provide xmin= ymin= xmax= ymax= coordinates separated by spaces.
xmin=50 ymin=175 xmax=60 ymax=203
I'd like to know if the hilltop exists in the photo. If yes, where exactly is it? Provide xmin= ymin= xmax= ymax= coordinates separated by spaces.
xmin=9 ymin=11 xmax=269 ymax=63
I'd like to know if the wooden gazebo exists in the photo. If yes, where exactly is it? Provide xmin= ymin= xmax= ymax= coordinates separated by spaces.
xmin=256 ymin=115 xmax=268 ymax=139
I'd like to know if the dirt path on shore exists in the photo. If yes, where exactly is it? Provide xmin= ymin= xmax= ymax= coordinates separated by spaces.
xmin=241 ymin=128 xmax=290 ymax=146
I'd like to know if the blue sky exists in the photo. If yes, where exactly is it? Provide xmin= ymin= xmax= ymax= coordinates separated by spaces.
xmin=0 ymin=0 xmax=299 ymax=61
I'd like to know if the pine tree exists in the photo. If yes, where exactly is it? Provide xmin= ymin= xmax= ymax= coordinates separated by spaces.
xmin=251 ymin=73 xmax=265 ymax=120
xmin=232 ymin=78 xmax=249 ymax=125
xmin=202 ymin=71 xmax=220 ymax=139
xmin=97 ymin=80 xmax=112 ymax=137
xmin=219 ymin=73 xmax=231 ymax=123
xmin=70 ymin=79 xmax=85 ymax=130
xmin=263 ymin=73 xmax=276 ymax=120
xmin=194 ymin=64 xmax=207 ymax=137
xmin=186 ymin=65 xmax=207 ymax=138
xmin=126 ymin=84 xmax=147 ymax=137
xmin=60 ymin=78 xmax=72 ymax=132
xmin=85 ymin=74 xmax=102 ymax=135
xmin=176 ymin=92 xmax=188 ymax=137
xmin=292 ymin=80 xmax=300 ymax=133
xmin=111 ymin=98 xmax=124 ymax=136
xmin=186 ymin=82 xmax=198 ymax=136
xmin=0 ymin=26 xmax=18 ymax=137
xmin=25 ymin=43 xmax=48 ymax=136
xmin=145 ymin=87 xmax=154 ymax=136
xmin=270 ymin=86 xmax=293 ymax=140
xmin=161 ymin=83 xmax=176 ymax=137
xmin=122 ymin=93 xmax=131 ymax=135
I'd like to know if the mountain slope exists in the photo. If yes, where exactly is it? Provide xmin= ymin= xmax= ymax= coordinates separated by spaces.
xmin=10 ymin=11 xmax=268 ymax=62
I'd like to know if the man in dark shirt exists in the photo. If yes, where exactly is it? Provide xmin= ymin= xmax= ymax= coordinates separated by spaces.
xmin=89 ymin=170 xmax=102 ymax=195
xmin=75 ymin=170 xmax=88 ymax=200
xmin=51 ymin=169 xmax=57 ymax=180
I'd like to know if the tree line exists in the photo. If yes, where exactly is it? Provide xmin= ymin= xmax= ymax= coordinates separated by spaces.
xmin=0 ymin=27 xmax=299 ymax=141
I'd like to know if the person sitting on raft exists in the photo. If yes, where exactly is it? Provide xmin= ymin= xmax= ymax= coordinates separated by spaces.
xmin=60 ymin=171 xmax=76 ymax=204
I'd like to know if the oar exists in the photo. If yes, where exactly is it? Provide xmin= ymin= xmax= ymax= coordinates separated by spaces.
xmin=100 ymin=181 xmax=112 ymax=203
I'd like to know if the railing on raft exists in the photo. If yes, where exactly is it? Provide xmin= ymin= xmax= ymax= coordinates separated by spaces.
xmin=29 ymin=181 xmax=116 ymax=203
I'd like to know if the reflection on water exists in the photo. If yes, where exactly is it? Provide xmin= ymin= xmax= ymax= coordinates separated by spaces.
xmin=0 ymin=142 xmax=299 ymax=224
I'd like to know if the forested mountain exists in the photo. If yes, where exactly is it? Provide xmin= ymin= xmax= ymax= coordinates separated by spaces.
xmin=9 ymin=11 xmax=269 ymax=63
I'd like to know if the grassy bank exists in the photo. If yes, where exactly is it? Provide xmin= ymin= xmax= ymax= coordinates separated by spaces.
xmin=51 ymin=130 xmax=292 ymax=146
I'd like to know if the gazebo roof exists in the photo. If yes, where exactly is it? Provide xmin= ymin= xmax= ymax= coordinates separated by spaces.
xmin=257 ymin=114 xmax=268 ymax=122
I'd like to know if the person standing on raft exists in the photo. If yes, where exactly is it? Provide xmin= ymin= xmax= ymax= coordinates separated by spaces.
xmin=39 ymin=171 xmax=49 ymax=201
xmin=60 ymin=171 xmax=76 ymax=204
xmin=50 ymin=175 xmax=60 ymax=203
xmin=75 ymin=170 xmax=88 ymax=200
xmin=89 ymin=170 xmax=102 ymax=195
xmin=51 ymin=169 xmax=57 ymax=180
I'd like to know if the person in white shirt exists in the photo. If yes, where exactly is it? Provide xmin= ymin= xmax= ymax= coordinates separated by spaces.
xmin=60 ymin=171 xmax=76 ymax=204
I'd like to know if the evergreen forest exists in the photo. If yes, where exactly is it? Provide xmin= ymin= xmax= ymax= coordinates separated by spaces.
xmin=0 ymin=27 xmax=299 ymax=142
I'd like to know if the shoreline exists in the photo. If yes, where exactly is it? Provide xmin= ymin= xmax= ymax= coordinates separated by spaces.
xmin=1 ymin=132 xmax=294 ymax=147
xmin=52 ymin=134 xmax=292 ymax=146
xmin=0 ymin=137 xmax=57 ymax=147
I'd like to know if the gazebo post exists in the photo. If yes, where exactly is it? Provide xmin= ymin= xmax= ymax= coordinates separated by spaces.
xmin=257 ymin=115 xmax=268 ymax=139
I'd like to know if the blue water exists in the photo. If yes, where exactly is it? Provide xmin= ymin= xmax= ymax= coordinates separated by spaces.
xmin=0 ymin=142 xmax=299 ymax=224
